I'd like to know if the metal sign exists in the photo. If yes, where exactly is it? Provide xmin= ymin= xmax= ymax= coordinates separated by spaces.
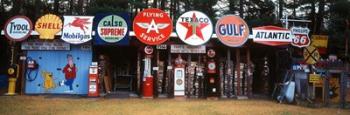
xmin=35 ymin=14 xmax=62 ymax=39
xmin=133 ymin=8 xmax=173 ymax=45
xmin=61 ymin=16 xmax=94 ymax=44
xmin=176 ymin=11 xmax=213 ymax=46
xmin=156 ymin=44 xmax=167 ymax=50
xmin=252 ymin=26 xmax=292 ymax=46
xmin=170 ymin=44 xmax=206 ymax=53
xmin=291 ymin=27 xmax=310 ymax=48
xmin=144 ymin=46 xmax=154 ymax=55
xmin=96 ymin=14 xmax=128 ymax=43
xmin=4 ymin=16 xmax=33 ymax=41
xmin=207 ymin=49 xmax=216 ymax=58
xmin=303 ymin=46 xmax=320 ymax=64
xmin=311 ymin=35 xmax=328 ymax=48
xmin=309 ymin=74 xmax=321 ymax=83
xmin=215 ymin=15 xmax=249 ymax=47
xmin=21 ymin=40 xmax=70 ymax=50
xmin=174 ymin=68 xmax=185 ymax=96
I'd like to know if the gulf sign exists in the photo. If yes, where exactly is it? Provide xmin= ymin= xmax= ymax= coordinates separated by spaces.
xmin=133 ymin=8 xmax=173 ymax=45
xmin=215 ymin=15 xmax=249 ymax=47
xmin=4 ymin=16 xmax=33 ymax=41
xmin=252 ymin=26 xmax=292 ymax=46
xmin=97 ymin=15 xmax=128 ymax=43
xmin=61 ymin=16 xmax=94 ymax=44
xmin=176 ymin=11 xmax=213 ymax=46
xmin=35 ymin=14 xmax=62 ymax=39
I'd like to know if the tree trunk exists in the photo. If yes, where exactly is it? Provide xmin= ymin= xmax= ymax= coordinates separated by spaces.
xmin=310 ymin=0 xmax=316 ymax=34
xmin=229 ymin=0 xmax=236 ymax=14
xmin=77 ymin=0 xmax=84 ymax=15
xmin=11 ymin=0 xmax=24 ymax=14
xmin=153 ymin=0 xmax=158 ymax=8
xmin=239 ymin=0 xmax=244 ymax=17
xmin=160 ymin=0 xmax=165 ymax=10
xmin=69 ymin=0 xmax=74 ymax=15
xmin=54 ymin=0 xmax=59 ymax=14
xmin=278 ymin=0 xmax=283 ymax=19
xmin=316 ymin=0 xmax=325 ymax=34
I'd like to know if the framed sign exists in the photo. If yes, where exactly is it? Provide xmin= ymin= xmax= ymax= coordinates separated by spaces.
xmin=96 ymin=14 xmax=128 ymax=43
xmin=252 ymin=26 xmax=292 ymax=46
xmin=215 ymin=15 xmax=249 ymax=47
xmin=170 ymin=44 xmax=206 ymax=54
xmin=61 ymin=16 xmax=94 ymax=44
xmin=176 ymin=11 xmax=213 ymax=46
xmin=4 ymin=16 xmax=33 ymax=41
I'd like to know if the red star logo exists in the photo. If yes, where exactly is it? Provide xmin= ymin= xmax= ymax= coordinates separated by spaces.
xmin=180 ymin=13 xmax=208 ymax=40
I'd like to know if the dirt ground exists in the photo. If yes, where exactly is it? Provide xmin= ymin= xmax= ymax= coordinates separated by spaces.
xmin=0 ymin=96 xmax=349 ymax=115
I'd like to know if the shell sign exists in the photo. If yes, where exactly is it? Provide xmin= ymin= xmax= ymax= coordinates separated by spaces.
xmin=35 ymin=14 xmax=62 ymax=39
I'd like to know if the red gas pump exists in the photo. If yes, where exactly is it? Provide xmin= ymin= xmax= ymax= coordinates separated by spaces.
xmin=143 ymin=46 xmax=154 ymax=98
xmin=206 ymin=49 xmax=219 ymax=97
xmin=88 ymin=63 xmax=99 ymax=97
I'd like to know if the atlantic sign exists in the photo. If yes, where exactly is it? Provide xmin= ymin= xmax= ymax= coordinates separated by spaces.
xmin=97 ymin=15 xmax=128 ymax=43
xmin=4 ymin=16 xmax=33 ymax=41
xmin=133 ymin=8 xmax=173 ymax=45
xmin=215 ymin=15 xmax=249 ymax=47
xmin=35 ymin=14 xmax=62 ymax=39
xmin=176 ymin=11 xmax=213 ymax=46
xmin=61 ymin=16 xmax=94 ymax=44
xmin=252 ymin=26 xmax=292 ymax=46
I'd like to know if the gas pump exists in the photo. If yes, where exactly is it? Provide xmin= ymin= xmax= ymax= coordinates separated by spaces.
xmin=88 ymin=62 xmax=99 ymax=97
xmin=174 ymin=54 xmax=186 ymax=96
xmin=206 ymin=49 xmax=219 ymax=97
xmin=143 ymin=46 xmax=154 ymax=98
xmin=6 ymin=64 xmax=19 ymax=95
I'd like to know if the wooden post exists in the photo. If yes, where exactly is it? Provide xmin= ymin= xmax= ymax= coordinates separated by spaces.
xmin=247 ymin=48 xmax=252 ymax=97
xmin=137 ymin=51 xmax=141 ymax=95
xmin=236 ymin=48 xmax=241 ymax=96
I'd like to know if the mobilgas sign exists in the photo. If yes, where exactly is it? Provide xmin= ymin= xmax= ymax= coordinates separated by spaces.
xmin=35 ymin=14 xmax=63 ymax=39
xmin=61 ymin=16 xmax=94 ymax=44
xmin=97 ymin=15 xmax=128 ymax=43
xmin=133 ymin=8 xmax=173 ymax=45
xmin=252 ymin=26 xmax=292 ymax=46
xmin=176 ymin=11 xmax=213 ymax=46
xmin=4 ymin=16 xmax=33 ymax=41
xmin=215 ymin=15 xmax=249 ymax=47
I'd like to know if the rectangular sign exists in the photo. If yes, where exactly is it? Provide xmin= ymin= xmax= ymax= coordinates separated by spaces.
xmin=170 ymin=44 xmax=206 ymax=53
xmin=21 ymin=40 xmax=70 ymax=50
xmin=309 ymin=74 xmax=321 ymax=83
xmin=156 ymin=44 xmax=167 ymax=50
xmin=311 ymin=35 xmax=328 ymax=48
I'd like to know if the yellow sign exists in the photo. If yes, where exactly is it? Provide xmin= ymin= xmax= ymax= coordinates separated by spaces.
xmin=304 ymin=46 xmax=320 ymax=64
xmin=311 ymin=35 xmax=328 ymax=48
xmin=35 ymin=14 xmax=62 ymax=39
xmin=309 ymin=74 xmax=321 ymax=83
xmin=7 ymin=68 xmax=15 ymax=75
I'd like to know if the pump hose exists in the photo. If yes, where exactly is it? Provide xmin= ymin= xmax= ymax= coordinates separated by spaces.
xmin=26 ymin=68 xmax=38 ymax=82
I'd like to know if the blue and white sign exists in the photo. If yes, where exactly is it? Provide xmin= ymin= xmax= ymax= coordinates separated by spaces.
xmin=61 ymin=16 xmax=94 ymax=44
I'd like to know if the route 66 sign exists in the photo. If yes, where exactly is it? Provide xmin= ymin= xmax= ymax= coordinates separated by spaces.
xmin=291 ymin=27 xmax=310 ymax=48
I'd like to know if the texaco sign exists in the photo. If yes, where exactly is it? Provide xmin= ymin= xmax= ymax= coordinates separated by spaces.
xmin=176 ymin=11 xmax=213 ymax=46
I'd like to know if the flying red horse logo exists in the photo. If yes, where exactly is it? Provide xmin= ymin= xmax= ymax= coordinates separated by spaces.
xmin=65 ymin=17 xmax=91 ymax=33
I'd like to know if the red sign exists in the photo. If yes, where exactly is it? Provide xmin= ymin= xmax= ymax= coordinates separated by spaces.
xmin=133 ymin=8 xmax=173 ymax=45
xmin=252 ymin=26 xmax=292 ymax=46
xmin=144 ymin=46 xmax=154 ymax=55
xmin=291 ymin=27 xmax=310 ymax=48
xmin=207 ymin=61 xmax=216 ymax=74
xmin=215 ymin=15 xmax=249 ymax=47
xmin=207 ymin=49 xmax=216 ymax=58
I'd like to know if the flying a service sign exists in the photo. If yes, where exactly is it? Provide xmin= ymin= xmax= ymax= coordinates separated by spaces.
xmin=252 ymin=26 xmax=292 ymax=46
xmin=4 ymin=16 xmax=33 ymax=41
xmin=215 ymin=15 xmax=249 ymax=47
xmin=133 ymin=8 xmax=173 ymax=45
xmin=176 ymin=11 xmax=213 ymax=46
xmin=96 ymin=14 xmax=128 ymax=43
xmin=61 ymin=16 xmax=94 ymax=44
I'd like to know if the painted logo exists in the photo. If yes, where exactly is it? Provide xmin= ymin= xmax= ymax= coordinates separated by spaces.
xmin=303 ymin=46 xmax=320 ymax=65
xmin=35 ymin=14 xmax=62 ymax=39
xmin=133 ymin=8 xmax=173 ymax=45
xmin=207 ymin=49 xmax=216 ymax=58
xmin=144 ymin=46 xmax=154 ymax=55
xmin=252 ymin=26 xmax=292 ymax=46
xmin=61 ymin=16 xmax=94 ymax=44
xmin=291 ymin=27 xmax=310 ymax=48
xmin=216 ymin=15 xmax=249 ymax=47
xmin=4 ymin=16 xmax=33 ymax=41
xmin=176 ymin=11 xmax=213 ymax=46
xmin=97 ymin=15 xmax=128 ymax=43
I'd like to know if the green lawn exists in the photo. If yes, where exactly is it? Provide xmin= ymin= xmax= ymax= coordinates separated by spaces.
xmin=0 ymin=96 xmax=349 ymax=115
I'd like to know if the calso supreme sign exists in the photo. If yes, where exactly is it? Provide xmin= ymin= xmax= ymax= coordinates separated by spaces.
xmin=291 ymin=27 xmax=310 ymax=48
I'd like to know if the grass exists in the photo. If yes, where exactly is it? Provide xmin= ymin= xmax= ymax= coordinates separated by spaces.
xmin=0 ymin=96 xmax=349 ymax=115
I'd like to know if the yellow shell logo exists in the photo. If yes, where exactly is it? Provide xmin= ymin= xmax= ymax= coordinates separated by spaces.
xmin=35 ymin=14 xmax=62 ymax=39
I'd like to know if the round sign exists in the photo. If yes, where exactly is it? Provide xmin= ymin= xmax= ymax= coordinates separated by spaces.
xmin=4 ymin=16 xmax=33 ymax=41
xmin=97 ymin=15 xmax=128 ymax=43
xmin=144 ymin=46 xmax=154 ymax=55
xmin=176 ymin=79 xmax=183 ymax=85
xmin=207 ymin=49 xmax=216 ymax=58
xmin=215 ymin=15 xmax=249 ymax=47
xmin=176 ymin=11 xmax=213 ymax=46
xmin=35 ymin=14 xmax=62 ymax=39
xmin=303 ymin=46 xmax=320 ymax=64
xmin=133 ymin=8 xmax=173 ymax=45
xmin=208 ymin=62 xmax=216 ymax=70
